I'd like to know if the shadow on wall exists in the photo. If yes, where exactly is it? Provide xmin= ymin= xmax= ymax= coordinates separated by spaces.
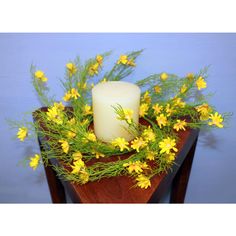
xmin=199 ymin=130 xmax=220 ymax=150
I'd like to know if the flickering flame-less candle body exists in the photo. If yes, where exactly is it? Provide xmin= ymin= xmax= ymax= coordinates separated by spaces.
xmin=92 ymin=81 xmax=141 ymax=142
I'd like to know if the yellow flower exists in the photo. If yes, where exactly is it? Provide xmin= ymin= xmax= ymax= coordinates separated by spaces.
xmin=67 ymin=130 xmax=76 ymax=139
xmin=136 ymin=175 xmax=151 ymax=189
xmin=70 ymin=88 xmax=80 ymax=99
xmin=159 ymin=137 xmax=178 ymax=154
xmin=66 ymin=62 xmax=77 ymax=77
xmin=46 ymin=106 xmax=64 ymax=124
xmin=59 ymin=140 xmax=69 ymax=154
xmin=84 ymin=104 xmax=93 ymax=115
xmin=34 ymin=70 xmax=44 ymax=78
xmin=208 ymin=112 xmax=224 ymax=128
xmin=156 ymin=114 xmax=168 ymax=128
xmin=180 ymin=84 xmax=188 ymax=94
xmin=142 ymin=91 xmax=151 ymax=104
xmin=195 ymin=103 xmax=212 ymax=121
xmin=187 ymin=73 xmax=194 ymax=81
xmin=88 ymin=63 xmax=99 ymax=76
xmin=72 ymin=151 xmax=83 ymax=160
xmin=71 ymin=159 xmax=85 ymax=174
xmin=123 ymin=108 xmax=134 ymax=124
xmin=34 ymin=70 xmax=48 ymax=82
xmin=29 ymin=154 xmax=40 ymax=170
xmin=87 ymin=132 xmax=97 ymax=142
xmin=173 ymin=97 xmax=186 ymax=108
xmin=17 ymin=127 xmax=28 ymax=141
xmin=123 ymin=161 xmax=148 ymax=174
xmin=117 ymin=55 xmax=128 ymax=65
xmin=79 ymin=170 xmax=89 ymax=183
xmin=127 ymin=59 xmax=136 ymax=67
xmin=160 ymin=72 xmax=168 ymax=81
xmin=152 ymin=103 xmax=163 ymax=115
xmin=131 ymin=137 xmax=147 ymax=152
xmin=111 ymin=137 xmax=129 ymax=152
xmin=53 ymin=102 xmax=65 ymax=111
xmin=196 ymin=76 xmax=207 ymax=90
xmin=92 ymin=151 xmax=105 ymax=159
xmin=96 ymin=55 xmax=103 ymax=65
xmin=165 ymin=103 xmax=175 ymax=117
xmin=142 ymin=126 xmax=155 ymax=142
xmin=166 ymin=152 xmax=176 ymax=163
xmin=154 ymin=85 xmax=162 ymax=94
xmin=139 ymin=103 xmax=149 ymax=117
xmin=173 ymin=119 xmax=187 ymax=131
xmin=146 ymin=151 xmax=155 ymax=161
xmin=63 ymin=91 xmax=72 ymax=102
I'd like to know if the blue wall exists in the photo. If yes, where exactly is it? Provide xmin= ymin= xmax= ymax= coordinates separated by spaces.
xmin=0 ymin=33 xmax=235 ymax=203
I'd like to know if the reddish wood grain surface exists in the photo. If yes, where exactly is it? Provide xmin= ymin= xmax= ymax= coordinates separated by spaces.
xmin=65 ymin=129 xmax=193 ymax=203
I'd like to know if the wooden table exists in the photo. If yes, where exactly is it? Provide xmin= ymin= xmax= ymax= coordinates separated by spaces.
xmin=34 ymin=108 xmax=199 ymax=203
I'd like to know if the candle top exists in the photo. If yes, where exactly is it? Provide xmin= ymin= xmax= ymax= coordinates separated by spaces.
xmin=92 ymin=81 xmax=141 ymax=102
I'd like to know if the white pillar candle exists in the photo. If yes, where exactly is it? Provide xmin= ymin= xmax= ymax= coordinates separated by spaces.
xmin=92 ymin=81 xmax=141 ymax=142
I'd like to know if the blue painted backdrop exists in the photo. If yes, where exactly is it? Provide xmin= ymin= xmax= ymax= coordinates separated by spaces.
xmin=0 ymin=33 xmax=235 ymax=203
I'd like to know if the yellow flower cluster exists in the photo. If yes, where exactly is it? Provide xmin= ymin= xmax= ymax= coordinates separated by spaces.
xmin=70 ymin=152 xmax=89 ymax=183
xmin=187 ymin=73 xmax=194 ymax=81
xmin=66 ymin=62 xmax=77 ymax=77
xmin=29 ymin=154 xmax=40 ymax=170
xmin=83 ymin=104 xmax=93 ymax=116
xmin=173 ymin=119 xmax=187 ymax=131
xmin=159 ymin=137 xmax=178 ymax=155
xmin=123 ymin=161 xmax=148 ymax=174
xmin=172 ymin=97 xmax=186 ymax=108
xmin=142 ymin=126 xmax=155 ymax=142
xmin=160 ymin=72 xmax=168 ymax=81
xmin=131 ymin=137 xmax=147 ymax=152
xmin=152 ymin=103 xmax=163 ymax=115
xmin=34 ymin=70 xmax=48 ymax=82
xmin=141 ymin=91 xmax=151 ymax=104
xmin=196 ymin=76 xmax=207 ymax=90
xmin=208 ymin=112 xmax=224 ymax=128
xmin=111 ymin=137 xmax=129 ymax=152
xmin=59 ymin=139 xmax=69 ymax=153
xmin=88 ymin=55 xmax=103 ymax=76
xmin=46 ymin=102 xmax=65 ymax=125
xmin=195 ymin=104 xmax=224 ymax=128
xmin=63 ymin=88 xmax=80 ymax=102
xmin=154 ymin=85 xmax=161 ymax=94
xmin=123 ymin=108 xmax=134 ymax=124
xmin=139 ymin=103 xmax=149 ymax=117
xmin=156 ymin=114 xmax=168 ymax=128
xmin=195 ymin=103 xmax=212 ymax=121
xmin=86 ymin=132 xmax=97 ymax=142
xmin=136 ymin=175 xmax=151 ymax=189
xmin=117 ymin=55 xmax=136 ymax=66
xmin=67 ymin=129 xmax=76 ymax=139
xmin=17 ymin=127 xmax=28 ymax=141
xmin=116 ymin=107 xmax=134 ymax=124
xmin=92 ymin=150 xmax=105 ymax=159
xmin=145 ymin=150 xmax=156 ymax=161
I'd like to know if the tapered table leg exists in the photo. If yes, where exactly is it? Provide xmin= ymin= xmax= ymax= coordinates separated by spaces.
xmin=38 ymin=138 xmax=66 ymax=203
xmin=43 ymin=163 xmax=66 ymax=203
xmin=170 ymin=137 xmax=198 ymax=203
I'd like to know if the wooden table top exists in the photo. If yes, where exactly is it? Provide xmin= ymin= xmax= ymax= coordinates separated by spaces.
xmin=34 ymin=107 xmax=199 ymax=203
